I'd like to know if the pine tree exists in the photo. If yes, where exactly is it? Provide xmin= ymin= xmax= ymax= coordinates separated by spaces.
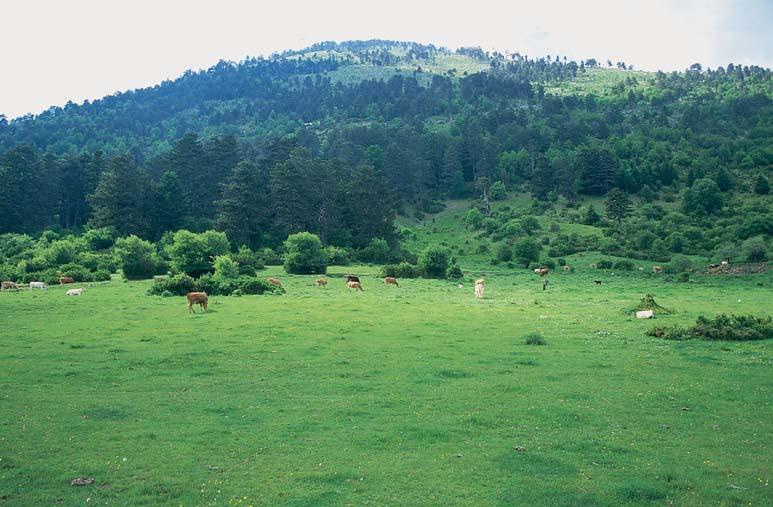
xmin=156 ymin=171 xmax=188 ymax=234
xmin=605 ymin=188 xmax=633 ymax=224
xmin=88 ymin=155 xmax=154 ymax=237
xmin=340 ymin=164 xmax=396 ymax=248
xmin=753 ymin=175 xmax=769 ymax=195
xmin=576 ymin=147 xmax=619 ymax=195
xmin=215 ymin=161 xmax=266 ymax=248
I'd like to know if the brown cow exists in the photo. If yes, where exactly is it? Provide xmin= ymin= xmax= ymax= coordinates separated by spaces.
xmin=1 ymin=281 xmax=19 ymax=291
xmin=345 ymin=275 xmax=360 ymax=284
xmin=316 ymin=278 xmax=328 ymax=287
xmin=186 ymin=292 xmax=208 ymax=314
xmin=267 ymin=277 xmax=282 ymax=287
xmin=347 ymin=281 xmax=364 ymax=292
xmin=384 ymin=277 xmax=399 ymax=286
xmin=652 ymin=266 xmax=662 ymax=274
xmin=538 ymin=268 xmax=550 ymax=277
xmin=59 ymin=276 xmax=75 ymax=285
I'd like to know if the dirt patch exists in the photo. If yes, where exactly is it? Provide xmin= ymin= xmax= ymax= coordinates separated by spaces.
xmin=706 ymin=263 xmax=768 ymax=275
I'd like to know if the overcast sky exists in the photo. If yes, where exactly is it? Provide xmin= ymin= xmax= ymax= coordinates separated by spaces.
xmin=2 ymin=0 xmax=771 ymax=118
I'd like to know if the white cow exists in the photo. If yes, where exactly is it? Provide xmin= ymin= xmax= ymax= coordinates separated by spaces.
xmin=66 ymin=287 xmax=84 ymax=296
xmin=474 ymin=279 xmax=485 ymax=299
xmin=29 ymin=281 xmax=48 ymax=290
xmin=636 ymin=310 xmax=654 ymax=319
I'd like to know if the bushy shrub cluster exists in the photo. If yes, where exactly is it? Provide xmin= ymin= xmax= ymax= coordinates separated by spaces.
xmin=647 ymin=314 xmax=772 ymax=341
xmin=382 ymin=262 xmax=424 ymax=279
xmin=147 ymin=273 xmax=280 ymax=296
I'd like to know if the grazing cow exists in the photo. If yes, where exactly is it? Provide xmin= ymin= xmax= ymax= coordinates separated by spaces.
xmin=384 ymin=277 xmax=399 ymax=286
xmin=562 ymin=265 xmax=570 ymax=273
xmin=186 ymin=291 xmax=208 ymax=313
xmin=589 ymin=263 xmax=597 ymax=269
xmin=66 ymin=287 xmax=84 ymax=296
xmin=474 ymin=278 xmax=485 ymax=299
xmin=345 ymin=275 xmax=360 ymax=284
xmin=594 ymin=279 xmax=602 ymax=285
xmin=267 ymin=277 xmax=282 ymax=287
xmin=636 ymin=310 xmax=654 ymax=319
xmin=533 ymin=268 xmax=542 ymax=274
xmin=1 ymin=281 xmax=18 ymax=291
xmin=59 ymin=276 xmax=75 ymax=285
xmin=29 ymin=281 xmax=48 ymax=290
xmin=316 ymin=278 xmax=328 ymax=287
xmin=538 ymin=268 xmax=550 ymax=277
xmin=652 ymin=266 xmax=662 ymax=274
xmin=347 ymin=281 xmax=364 ymax=292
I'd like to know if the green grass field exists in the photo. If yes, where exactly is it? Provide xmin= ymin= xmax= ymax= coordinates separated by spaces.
xmin=1 ymin=264 xmax=771 ymax=506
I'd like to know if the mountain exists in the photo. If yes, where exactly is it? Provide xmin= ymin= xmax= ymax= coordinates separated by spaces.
xmin=0 ymin=40 xmax=770 ymax=264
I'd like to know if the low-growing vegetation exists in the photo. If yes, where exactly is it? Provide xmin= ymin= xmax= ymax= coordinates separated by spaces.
xmin=647 ymin=314 xmax=773 ymax=341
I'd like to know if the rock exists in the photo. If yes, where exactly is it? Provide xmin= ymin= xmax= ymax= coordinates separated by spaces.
xmin=71 ymin=477 xmax=94 ymax=486
xmin=455 ymin=453 xmax=463 ymax=458
xmin=513 ymin=446 xmax=526 ymax=452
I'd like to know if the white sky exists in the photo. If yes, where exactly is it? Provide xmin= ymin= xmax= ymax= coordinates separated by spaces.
xmin=2 ymin=0 xmax=771 ymax=118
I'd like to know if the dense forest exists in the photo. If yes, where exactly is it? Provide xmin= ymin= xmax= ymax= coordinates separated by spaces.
xmin=0 ymin=40 xmax=770 ymax=279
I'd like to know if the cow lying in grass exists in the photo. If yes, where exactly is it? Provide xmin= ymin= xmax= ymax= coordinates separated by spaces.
xmin=66 ymin=287 xmax=84 ymax=296
xmin=186 ymin=292 xmax=208 ymax=313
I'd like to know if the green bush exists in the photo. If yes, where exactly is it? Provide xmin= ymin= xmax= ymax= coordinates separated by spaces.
xmin=613 ymin=260 xmax=635 ymax=271
xmin=165 ymin=230 xmax=230 ymax=277
xmin=513 ymin=238 xmax=541 ymax=267
xmin=213 ymin=255 xmax=240 ymax=279
xmin=542 ymin=258 xmax=556 ymax=270
xmin=93 ymin=270 xmax=112 ymax=282
xmin=418 ymin=244 xmax=451 ymax=278
xmin=232 ymin=246 xmax=265 ymax=271
xmin=742 ymin=236 xmax=768 ymax=262
xmin=360 ymin=238 xmax=392 ymax=264
xmin=382 ymin=262 xmax=423 ymax=279
xmin=82 ymin=227 xmax=117 ymax=250
xmin=114 ymin=235 xmax=163 ymax=280
xmin=283 ymin=232 xmax=328 ymax=274
xmin=524 ymin=332 xmax=547 ymax=345
xmin=596 ymin=260 xmax=614 ymax=269
xmin=489 ymin=181 xmax=506 ymax=200
xmin=58 ymin=263 xmax=94 ymax=282
xmin=446 ymin=264 xmax=463 ymax=279
xmin=257 ymin=248 xmax=282 ymax=266
xmin=495 ymin=243 xmax=513 ymax=262
xmin=664 ymin=254 xmax=693 ymax=274
xmin=648 ymin=314 xmax=772 ymax=341
xmin=325 ymin=246 xmax=351 ymax=266
xmin=146 ymin=273 xmax=196 ymax=296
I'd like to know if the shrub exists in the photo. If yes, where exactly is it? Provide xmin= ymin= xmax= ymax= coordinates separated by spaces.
xmin=213 ymin=255 xmax=240 ymax=280
xmin=232 ymin=246 xmax=265 ymax=271
xmin=82 ymin=227 xmax=117 ymax=250
xmin=648 ymin=314 xmax=772 ymax=341
xmin=446 ymin=264 xmax=463 ymax=279
xmin=165 ymin=230 xmax=230 ymax=277
xmin=549 ymin=222 xmax=561 ymax=233
xmin=258 ymin=248 xmax=282 ymax=266
xmin=93 ymin=269 xmax=112 ymax=282
xmin=495 ymin=243 xmax=513 ymax=262
xmin=161 ymin=290 xmax=174 ymax=298
xmin=513 ymin=238 xmax=541 ymax=267
xmin=596 ymin=260 xmax=614 ymax=269
xmin=325 ymin=246 xmax=351 ymax=266
xmin=77 ymin=251 xmax=117 ymax=272
xmin=283 ymin=232 xmax=327 ymax=274
xmin=114 ymin=235 xmax=162 ymax=280
xmin=146 ymin=273 xmax=195 ymax=296
xmin=524 ymin=332 xmax=547 ymax=345
xmin=742 ymin=236 xmax=768 ymax=262
xmin=664 ymin=254 xmax=693 ymax=274
xmin=489 ymin=181 xmax=506 ymax=200
xmin=382 ymin=262 xmax=423 ymax=279
xmin=542 ymin=258 xmax=556 ymax=270
xmin=418 ymin=244 xmax=451 ymax=278
xmin=613 ymin=260 xmax=635 ymax=271
xmin=360 ymin=238 xmax=392 ymax=264
xmin=58 ymin=263 xmax=94 ymax=282
xmin=676 ymin=272 xmax=690 ymax=283
xmin=557 ymin=258 xmax=567 ymax=266
xmin=44 ymin=239 xmax=82 ymax=266
xmin=519 ymin=216 xmax=541 ymax=234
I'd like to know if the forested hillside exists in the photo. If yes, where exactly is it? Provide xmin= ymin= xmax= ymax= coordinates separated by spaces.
xmin=0 ymin=40 xmax=770 ymax=266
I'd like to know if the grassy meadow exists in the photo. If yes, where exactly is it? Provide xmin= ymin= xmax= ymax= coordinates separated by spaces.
xmin=1 ymin=263 xmax=771 ymax=506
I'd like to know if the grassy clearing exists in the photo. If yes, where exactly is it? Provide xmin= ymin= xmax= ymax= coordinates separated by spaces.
xmin=1 ymin=264 xmax=771 ymax=505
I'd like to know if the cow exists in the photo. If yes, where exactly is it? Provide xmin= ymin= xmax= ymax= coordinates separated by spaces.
xmin=636 ymin=310 xmax=654 ymax=319
xmin=59 ymin=276 xmax=75 ymax=285
xmin=594 ymin=279 xmax=602 ymax=285
xmin=345 ymin=275 xmax=360 ymax=284
xmin=474 ymin=278 xmax=485 ymax=299
xmin=316 ymin=278 xmax=328 ymax=287
xmin=347 ymin=281 xmax=363 ymax=291
xmin=29 ymin=281 xmax=48 ymax=290
xmin=533 ymin=268 xmax=542 ymax=274
xmin=652 ymin=266 xmax=662 ymax=274
xmin=1 ymin=281 xmax=18 ymax=291
xmin=186 ymin=292 xmax=208 ymax=313
xmin=562 ymin=265 xmax=570 ymax=273
xmin=66 ymin=287 xmax=84 ymax=296
xmin=538 ymin=268 xmax=550 ymax=277
xmin=267 ymin=277 xmax=282 ymax=287
xmin=384 ymin=277 xmax=399 ymax=286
